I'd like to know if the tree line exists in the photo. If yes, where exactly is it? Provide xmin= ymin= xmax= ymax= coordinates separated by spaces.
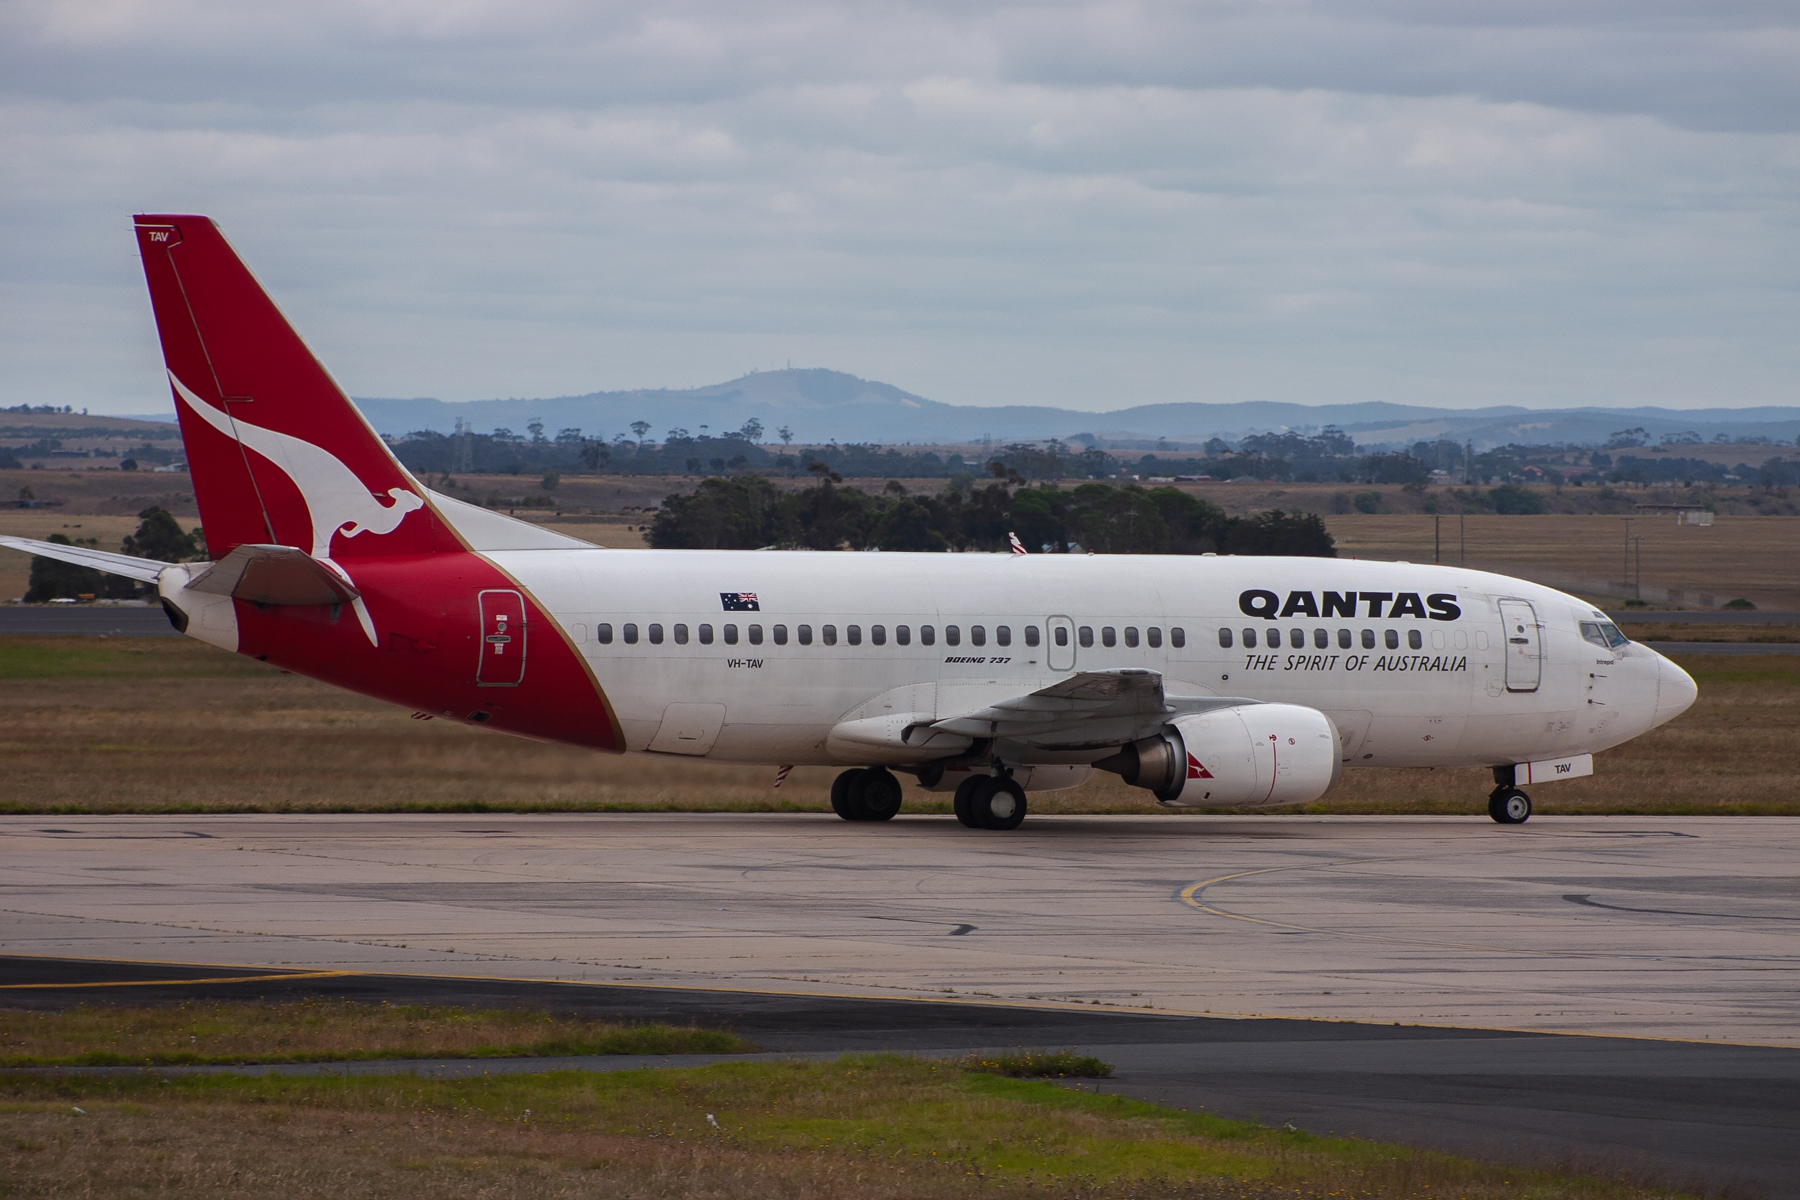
xmin=647 ymin=467 xmax=1336 ymax=556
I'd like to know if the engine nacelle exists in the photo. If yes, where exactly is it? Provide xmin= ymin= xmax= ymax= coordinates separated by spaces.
xmin=1099 ymin=704 xmax=1342 ymax=808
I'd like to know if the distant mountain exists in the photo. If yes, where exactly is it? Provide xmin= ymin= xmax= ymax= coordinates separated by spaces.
xmin=337 ymin=368 xmax=1800 ymax=450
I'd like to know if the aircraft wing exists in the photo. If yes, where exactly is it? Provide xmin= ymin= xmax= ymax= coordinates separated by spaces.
xmin=932 ymin=668 xmax=1260 ymax=750
xmin=0 ymin=535 xmax=169 ymax=583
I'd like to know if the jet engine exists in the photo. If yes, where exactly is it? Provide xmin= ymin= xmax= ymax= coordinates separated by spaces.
xmin=1095 ymin=704 xmax=1342 ymax=808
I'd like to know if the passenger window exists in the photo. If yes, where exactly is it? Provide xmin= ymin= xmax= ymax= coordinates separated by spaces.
xmin=897 ymin=625 xmax=911 ymax=645
xmin=748 ymin=624 xmax=763 ymax=645
xmin=1025 ymin=626 xmax=1040 ymax=647
xmin=797 ymin=625 xmax=812 ymax=645
xmin=945 ymin=625 xmax=961 ymax=646
xmin=1053 ymin=626 xmax=1067 ymax=647
xmin=1337 ymin=629 xmax=1351 ymax=649
xmin=1219 ymin=628 xmax=1234 ymax=649
xmin=723 ymin=624 xmax=738 ymax=645
xmin=674 ymin=623 xmax=689 ymax=645
xmin=1431 ymin=629 xmax=1445 ymax=650
xmin=871 ymin=625 xmax=886 ymax=646
xmin=996 ymin=626 xmax=1011 ymax=647
xmin=1475 ymin=630 xmax=1490 ymax=650
xmin=649 ymin=623 xmax=665 ymax=645
xmin=1361 ymin=629 xmax=1375 ymax=649
xmin=1408 ymin=628 xmax=1423 ymax=650
xmin=1385 ymin=629 xmax=1399 ymax=649
xmin=597 ymin=623 xmax=614 ymax=644
xmin=1170 ymin=628 xmax=1185 ymax=648
xmin=698 ymin=624 xmax=714 ymax=645
xmin=921 ymin=625 xmax=935 ymax=646
xmin=1313 ymin=628 xmax=1328 ymax=649
xmin=1078 ymin=626 xmax=1094 ymax=647
xmin=1101 ymin=626 xmax=1116 ymax=648
xmin=1289 ymin=629 xmax=1304 ymax=649
xmin=773 ymin=624 xmax=787 ymax=645
xmin=970 ymin=626 xmax=985 ymax=647
xmin=846 ymin=625 xmax=861 ymax=646
xmin=1243 ymin=628 xmax=1256 ymax=649
xmin=823 ymin=625 xmax=838 ymax=646
xmin=1147 ymin=627 xmax=1162 ymax=648
xmin=623 ymin=623 xmax=639 ymax=644
xmin=1124 ymin=627 xmax=1139 ymax=648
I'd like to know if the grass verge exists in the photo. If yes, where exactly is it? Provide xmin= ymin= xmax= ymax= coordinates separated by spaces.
xmin=2 ymin=637 xmax=1794 ymax=815
xmin=0 ymin=1055 xmax=1688 ymax=1199
xmin=961 ymin=1048 xmax=1115 ymax=1078
xmin=0 ymin=1000 xmax=752 ymax=1067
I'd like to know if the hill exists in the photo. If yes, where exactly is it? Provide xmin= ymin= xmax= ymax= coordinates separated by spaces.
xmin=349 ymin=369 xmax=1800 ymax=450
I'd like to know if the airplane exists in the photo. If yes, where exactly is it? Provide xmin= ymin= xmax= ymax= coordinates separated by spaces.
xmin=1 ymin=215 xmax=1698 ymax=829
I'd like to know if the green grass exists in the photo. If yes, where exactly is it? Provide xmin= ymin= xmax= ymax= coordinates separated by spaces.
xmin=0 ymin=636 xmax=272 ymax=679
xmin=0 ymin=1000 xmax=753 ymax=1067
xmin=0 ymin=1056 xmax=1683 ymax=1198
xmin=961 ymin=1048 xmax=1115 ymax=1078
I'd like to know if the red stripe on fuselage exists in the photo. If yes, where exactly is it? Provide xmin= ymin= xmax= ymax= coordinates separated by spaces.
xmin=231 ymin=552 xmax=620 ymax=752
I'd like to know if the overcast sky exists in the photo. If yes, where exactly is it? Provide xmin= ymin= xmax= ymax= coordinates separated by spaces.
xmin=3 ymin=1 xmax=1797 ymax=416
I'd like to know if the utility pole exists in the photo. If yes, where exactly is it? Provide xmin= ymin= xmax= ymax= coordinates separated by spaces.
xmin=1622 ymin=517 xmax=1634 ymax=589
xmin=1434 ymin=514 xmax=1441 ymax=563
xmin=1632 ymin=536 xmax=1645 ymax=601
xmin=1459 ymin=513 xmax=1465 ymax=564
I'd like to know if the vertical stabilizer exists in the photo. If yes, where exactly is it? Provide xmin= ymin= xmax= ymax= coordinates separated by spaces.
xmin=133 ymin=215 xmax=437 ymax=561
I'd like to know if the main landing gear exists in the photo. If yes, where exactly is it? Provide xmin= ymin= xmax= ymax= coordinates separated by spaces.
xmin=1488 ymin=783 xmax=1532 ymax=825
xmin=953 ymin=774 xmax=1028 ymax=831
xmin=830 ymin=767 xmax=904 ymax=822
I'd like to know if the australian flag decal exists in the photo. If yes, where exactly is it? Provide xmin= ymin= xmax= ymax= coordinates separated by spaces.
xmin=720 ymin=592 xmax=760 ymax=612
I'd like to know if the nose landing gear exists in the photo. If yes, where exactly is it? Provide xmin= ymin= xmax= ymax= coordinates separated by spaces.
xmin=1488 ymin=785 xmax=1532 ymax=825
xmin=829 ymin=767 xmax=903 ymax=822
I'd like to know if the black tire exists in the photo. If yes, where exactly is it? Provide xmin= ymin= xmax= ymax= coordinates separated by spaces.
xmin=1488 ymin=787 xmax=1532 ymax=825
xmin=952 ymin=775 xmax=985 ymax=828
xmin=970 ymin=777 xmax=1028 ymax=831
xmin=858 ymin=769 xmax=903 ymax=822
xmin=830 ymin=768 xmax=866 ymax=821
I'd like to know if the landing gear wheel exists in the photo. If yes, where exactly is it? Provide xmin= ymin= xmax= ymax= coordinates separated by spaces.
xmin=830 ymin=768 xmax=865 ymax=821
xmin=856 ymin=768 xmax=903 ymax=822
xmin=969 ymin=777 xmax=1028 ymax=831
xmin=1488 ymin=787 xmax=1532 ymax=825
xmin=952 ymin=775 xmax=985 ymax=828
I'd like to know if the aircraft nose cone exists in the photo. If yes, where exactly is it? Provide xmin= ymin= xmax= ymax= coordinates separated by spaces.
xmin=1654 ymin=652 xmax=1698 ymax=727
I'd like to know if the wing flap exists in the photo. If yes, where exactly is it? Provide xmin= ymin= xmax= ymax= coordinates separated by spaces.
xmin=933 ymin=669 xmax=1264 ymax=748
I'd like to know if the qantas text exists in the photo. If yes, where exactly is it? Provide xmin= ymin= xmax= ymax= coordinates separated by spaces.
xmin=1239 ymin=590 xmax=1460 ymax=621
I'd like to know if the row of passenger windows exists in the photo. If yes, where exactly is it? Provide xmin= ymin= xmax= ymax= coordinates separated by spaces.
xmin=1222 ymin=626 xmax=1480 ymax=652
xmin=594 ymin=622 xmax=1187 ymax=649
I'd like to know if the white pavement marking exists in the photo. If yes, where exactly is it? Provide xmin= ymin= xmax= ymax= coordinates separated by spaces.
xmin=3 ymin=814 xmax=1795 ymax=1046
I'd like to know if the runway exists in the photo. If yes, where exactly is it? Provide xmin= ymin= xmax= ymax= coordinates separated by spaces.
xmin=5 ymin=813 xmax=1799 ymax=1194
xmin=4 ymin=813 xmax=1795 ymax=1044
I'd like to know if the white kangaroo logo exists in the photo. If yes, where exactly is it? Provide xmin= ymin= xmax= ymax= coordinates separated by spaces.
xmin=171 ymin=373 xmax=424 ymax=559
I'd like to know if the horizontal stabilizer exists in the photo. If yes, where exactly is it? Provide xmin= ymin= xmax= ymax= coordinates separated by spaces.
xmin=185 ymin=544 xmax=360 ymax=606
xmin=0 ymin=535 xmax=169 ymax=583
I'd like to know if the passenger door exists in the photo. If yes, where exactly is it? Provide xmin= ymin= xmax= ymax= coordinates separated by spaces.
xmin=1498 ymin=599 xmax=1541 ymax=693
xmin=1046 ymin=615 xmax=1076 ymax=671
xmin=476 ymin=589 xmax=527 ymax=686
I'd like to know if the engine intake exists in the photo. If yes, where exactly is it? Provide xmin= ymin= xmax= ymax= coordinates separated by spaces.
xmin=1097 ymin=704 xmax=1342 ymax=808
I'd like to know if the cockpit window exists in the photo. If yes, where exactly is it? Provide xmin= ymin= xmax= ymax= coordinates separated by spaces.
xmin=1581 ymin=620 xmax=1631 ymax=650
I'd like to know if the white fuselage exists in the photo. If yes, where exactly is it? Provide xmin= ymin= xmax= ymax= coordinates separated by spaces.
xmin=500 ymin=549 xmax=1696 ymax=771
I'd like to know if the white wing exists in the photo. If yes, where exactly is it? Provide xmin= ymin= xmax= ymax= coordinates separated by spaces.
xmin=932 ymin=669 xmax=1259 ymax=750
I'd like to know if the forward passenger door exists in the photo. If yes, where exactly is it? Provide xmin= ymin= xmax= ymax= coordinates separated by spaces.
xmin=1498 ymin=599 xmax=1541 ymax=693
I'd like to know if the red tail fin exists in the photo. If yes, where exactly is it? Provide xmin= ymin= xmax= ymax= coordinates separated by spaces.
xmin=134 ymin=215 xmax=437 ymax=561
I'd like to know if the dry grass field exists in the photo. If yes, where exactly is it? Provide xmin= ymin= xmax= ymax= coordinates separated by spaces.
xmin=1 ymin=637 xmax=1792 ymax=816
xmin=0 ymin=1055 xmax=1689 ymax=1200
